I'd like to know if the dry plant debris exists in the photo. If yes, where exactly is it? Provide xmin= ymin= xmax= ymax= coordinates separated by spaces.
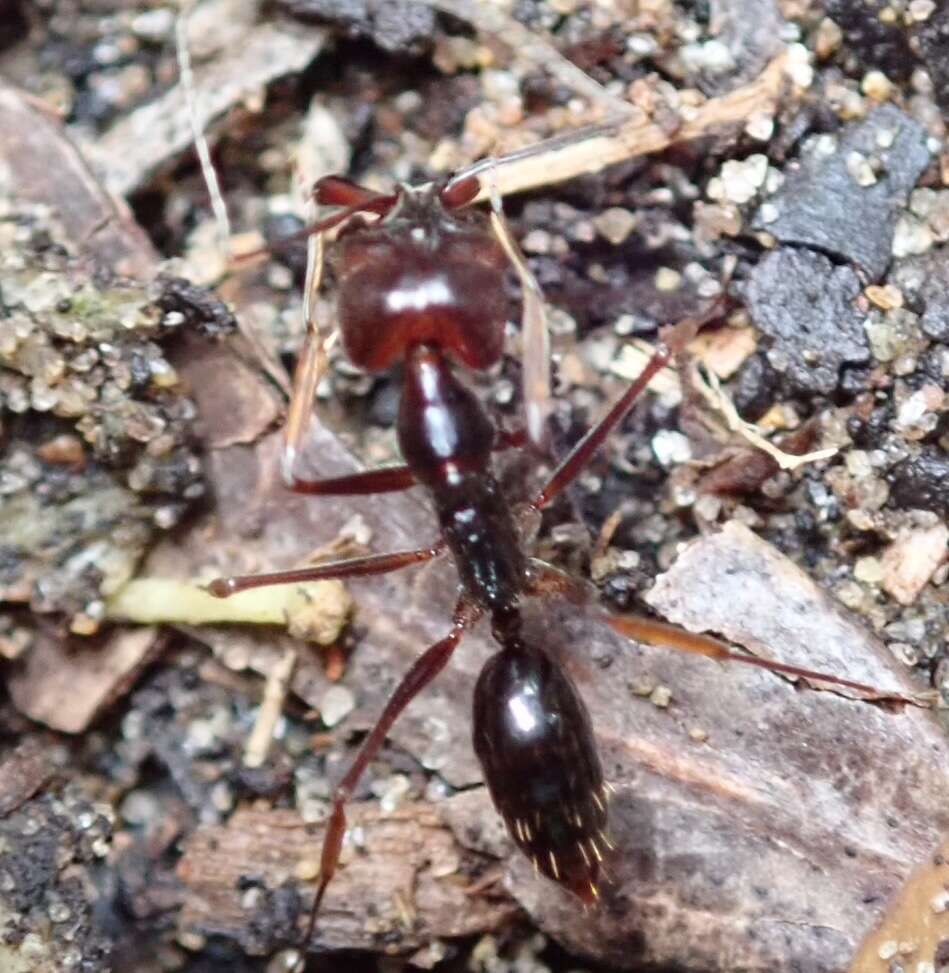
xmin=106 ymin=575 xmax=351 ymax=645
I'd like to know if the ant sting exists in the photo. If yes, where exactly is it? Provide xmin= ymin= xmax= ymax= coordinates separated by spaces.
xmin=202 ymin=166 xmax=916 ymax=963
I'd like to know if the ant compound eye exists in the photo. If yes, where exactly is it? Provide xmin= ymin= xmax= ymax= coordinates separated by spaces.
xmin=440 ymin=175 xmax=480 ymax=209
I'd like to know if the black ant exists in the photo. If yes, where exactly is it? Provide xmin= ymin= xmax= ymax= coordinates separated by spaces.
xmin=205 ymin=169 xmax=910 ymax=960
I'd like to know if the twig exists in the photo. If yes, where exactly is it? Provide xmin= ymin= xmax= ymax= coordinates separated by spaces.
xmin=106 ymin=577 xmax=351 ymax=646
xmin=243 ymin=646 xmax=297 ymax=768
xmin=460 ymin=50 xmax=791 ymax=201
xmin=175 ymin=0 xmax=231 ymax=253
xmin=693 ymin=367 xmax=838 ymax=470
xmin=425 ymin=0 xmax=631 ymax=119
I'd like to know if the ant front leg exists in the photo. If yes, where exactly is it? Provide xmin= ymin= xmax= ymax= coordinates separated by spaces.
xmin=529 ymin=298 xmax=727 ymax=510
xmin=280 ymin=229 xmax=412 ymax=496
xmin=295 ymin=598 xmax=479 ymax=961
xmin=206 ymin=543 xmax=446 ymax=598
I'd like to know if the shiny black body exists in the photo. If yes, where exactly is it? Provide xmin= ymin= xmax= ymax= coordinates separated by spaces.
xmin=388 ymin=287 xmax=608 ymax=899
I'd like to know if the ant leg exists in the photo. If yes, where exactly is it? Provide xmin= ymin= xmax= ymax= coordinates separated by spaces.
xmin=529 ymin=299 xmax=726 ymax=510
xmin=298 ymin=599 xmax=479 ymax=955
xmin=528 ymin=560 xmax=922 ymax=704
xmin=487 ymin=186 xmax=551 ymax=452
xmin=287 ymin=428 xmax=526 ymax=496
xmin=206 ymin=543 xmax=445 ymax=598
xmin=288 ymin=465 xmax=417 ymax=496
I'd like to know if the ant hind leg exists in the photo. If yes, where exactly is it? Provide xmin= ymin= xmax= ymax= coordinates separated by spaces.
xmin=293 ymin=598 xmax=478 ymax=963
xmin=527 ymin=559 xmax=922 ymax=705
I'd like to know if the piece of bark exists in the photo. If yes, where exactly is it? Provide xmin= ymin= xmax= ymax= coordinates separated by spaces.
xmin=0 ymin=82 xmax=157 ymax=278
xmin=88 ymin=12 xmax=325 ymax=198
xmin=0 ymin=738 xmax=53 ymax=817
xmin=172 ymin=330 xmax=282 ymax=449
xmin=7 ymin=626 xmax=162 ymax=734
xmin=176 ymin=802 xmax=519 ymax=954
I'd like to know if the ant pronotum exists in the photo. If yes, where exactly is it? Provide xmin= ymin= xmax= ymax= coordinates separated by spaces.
xmin=204 ymin=166 xmax=914 ymax=961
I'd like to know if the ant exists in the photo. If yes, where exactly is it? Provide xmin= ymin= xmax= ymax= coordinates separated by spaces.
xmin=205 ymin=168 xmax=910 ymax=961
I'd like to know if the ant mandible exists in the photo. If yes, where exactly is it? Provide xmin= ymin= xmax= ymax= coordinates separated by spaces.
xmin=206 ymin=168 xmax=903 ymax=958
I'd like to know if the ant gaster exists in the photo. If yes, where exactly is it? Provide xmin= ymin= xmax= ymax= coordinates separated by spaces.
xmin=207 ymin=171 xmax=906 ymax=956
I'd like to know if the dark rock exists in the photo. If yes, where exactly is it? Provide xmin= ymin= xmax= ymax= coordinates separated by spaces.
xmin=277 ymin=0 xmax=436 ymax=54
xmin=891 ymin=248 xmax=949 ymax=342
xmin=732 ymin=351 xmax=780 ymax=421
xmin=847 ymin=407 xmax=890 ymax=449
xmin=826 ymin=0 xmax=917 ymax=81
xmin=838 ymin=364 xmax=872 ymax=395
xmin=702 ymin=0 xmax=784 ymax=90
xmin=753 ymin=105 xmax=930 ymax=280
xmin=913 ymin=5 xmax=949 ymax=116
xmin=889 ymin=448 xmax=949 ymax=516
xmin=156 ymin=276 xmax=238 ymax=338
xmin=744 ymin=247 xmax=869 ymax=396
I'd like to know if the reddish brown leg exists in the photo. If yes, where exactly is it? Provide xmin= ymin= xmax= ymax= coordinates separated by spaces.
xmin=298 ymin=598 xmax=480 ymax=955
xmin=288 ymin=465 xmax=417 ymax=496
xmin=529 ymin=560 xmax=922 ymax=704
xmin=529 ymin=301 xmax=725 ymax=510
xmin=286 ymin=428 xmax=525 ymax=496
xmin=206 ymin=544 xmax=444 ymax=598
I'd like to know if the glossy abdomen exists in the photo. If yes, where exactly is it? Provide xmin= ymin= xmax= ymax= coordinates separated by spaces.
xmin=473 ymin=644 xmax=610 ymax=902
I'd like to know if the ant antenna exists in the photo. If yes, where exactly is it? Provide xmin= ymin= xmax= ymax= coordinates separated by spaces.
xmin=175 ymin=0 xmax=231 ymax=256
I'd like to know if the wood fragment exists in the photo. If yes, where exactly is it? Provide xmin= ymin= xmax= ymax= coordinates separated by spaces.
xmin=243 ymin=647 xmax=297 ymax=769
xmin=89 ymin=11 xmax=325 ymax=197
xmin=176 ymin=803 xmax=518 ymax=954
xmin=7 ymin=626 xmax=161 ymax=734
xmin=694 ymin=365 xmax=838 ymax=469
xmin=106 ymin=576 xmax=350 ymax=646
xmin=461 ymin=51 xmax=791 ymax=201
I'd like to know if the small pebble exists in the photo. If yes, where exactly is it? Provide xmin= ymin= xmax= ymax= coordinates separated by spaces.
xmin=879 ymin=940 xmax=899 ymax=961
xmin=593 ymin=207 xmax=637 ymax=245
xmin=862 ymin=71 xmax=893 ymax=101
xmin=846 ymin=151 xmax=877 ymax=187
xmin=650 ymin=686 xmax=672 ymax=708
xmin=892 ymin=215 xmax=934 ymax=257
xmin=745 ymin=113 xmax=774 ymax=142
xmin=652 ymin=430 xmax=692 ymax=468
xmin=908 ymin=0 xmax=936 ymax=22
xmin=319 ymin=686 xmax=355 ymax=727
xmin=854 ymin=556 xmax=884 ymax=584
xmin=654 ymin=267 xmax=681 ymax=291
xmin=931 ymin=890 xmax=949 ymax=913
xmin=865 ymin=284 xmax=903 ymax=310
